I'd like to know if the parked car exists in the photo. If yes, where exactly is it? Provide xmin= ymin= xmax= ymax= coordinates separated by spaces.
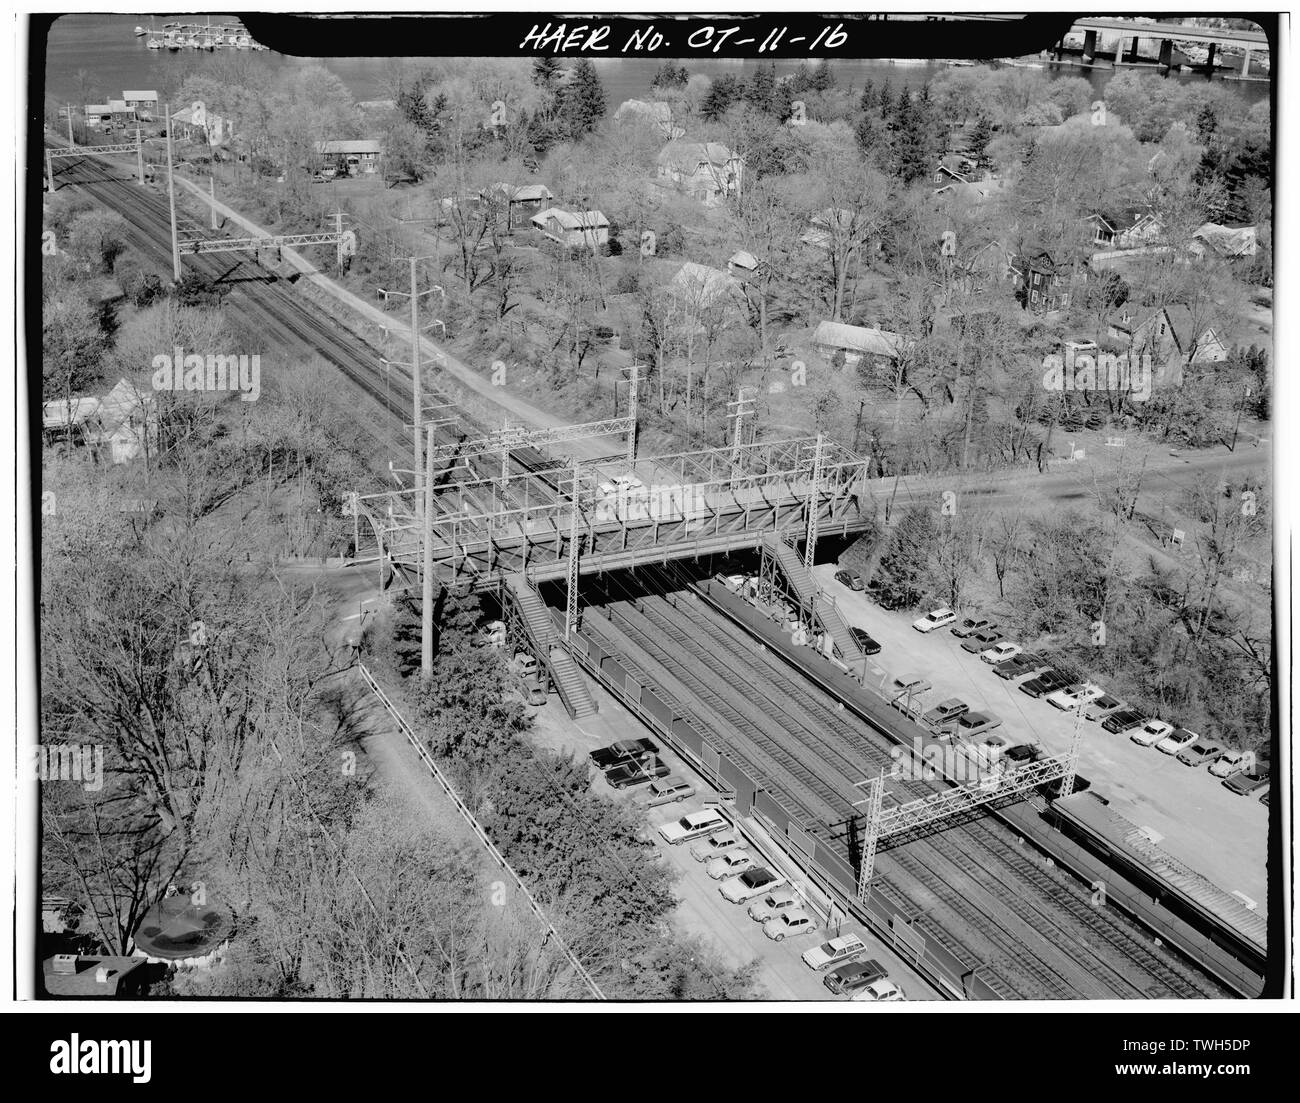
xmin=1102 ymin=708 xmax=1147 ymax=734
xmin=912 ymin=607 xmax=956 ymax=633
xmin=658 ymin=808 xmax=727 ymax=845
xmin=720 ymin=867 xmax=784 ymax=904
xmin=951 ymin=614 xmax=996 ymax=639
xmin=748 ymin=886 xmax=802 ymax=922
xmin=707 ymin=849 xmax=755 ymax=880
xmin=1209 ymin=749 xmax=1251 ymax=778
xmin=1224 ymin=767 xmax=1269 ymax=796
xmin=1177 ymin=741 xmax=1223 ymax=768
xmin=958 ymin=730 xmax=1014 ymax=771
xmin=850 ymin=979 xmax=906 ymax=1002
xmin=890 ymin=674 xmax=932 ymax=699
xmin=960 ymin=628 xmax=1004 ymax=654
xmin=1039 ymin=774 xmax=1097 ymax=800
xmin=590 ymin=738 xmax=658 ymax=771
xmin=923 ymin=698 xmax=969 ymax=727
xmin=850 ymin=627 xmax=882 ymax=655
xmin=1046 ymin=683 xmax=1105 ymax=711
xmin=763 ymin=908 xmax=816 ymax=941
xmin=802 ymin=933 xmax=867 ymax=971
xmin=943 ymin=711 xmax=1004 ymax=742
xmin=604 ymin=757 xmax=670 ymax=789
xmin=1156 ymin=728 xmax=1199 ymax=756
xmin=993 ymin=652 xmax=1046 ymax=680
xmin=1020 ymin=668 xmax=1073 ymax=698
xmin=1084 ymin=693 xmax=1127 ymax=722
xmin=823 ymin=959 xmax=888 ymax=994
xmin=1130 ymin=720 xmax=1175 ymax=747
xmin=690 ymin=831 xmax=742 ymax=862
xmin=835 ymin=569 xmax=865 ymax=591
xmin=1004 ymin=743 xmax=1044 ymax=765
xmin=642 ymin=776 xmax=695 ymax=806
xmin=980 ymin=641 xmax=1021 ymax=664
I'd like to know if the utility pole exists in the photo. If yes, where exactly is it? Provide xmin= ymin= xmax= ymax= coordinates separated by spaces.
xmin=421 ymin=423 xmax=436 ymax=680
xmin=335 ymin=210 xmax=344 ymax=270
xmin=565 ymin=462 xmax=582 ymax=640
xmin=65 ymin=103 xmax=73 ymax=145
xmin=164 ymin=103 xmax=181 ymax=282
xmin=852 ymin=398 xmax=866 ymax=453
xmin=209 ymin=174 xmax=217 ymax=228
xmin=1230 ymin=383 xmax=1252 ymax=452
xmin=410 ymin=257 xmax=423 ymax=506
xmin=135 ymin=127 xmax=144 ymax=186
xmin=625 ymin=362 xmax=640 ymax=465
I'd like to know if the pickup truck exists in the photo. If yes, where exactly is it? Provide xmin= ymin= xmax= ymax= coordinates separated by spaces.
xmin=719 ymin=867 xmax=784 ymax=904
xmin=658 ymin=808 xmax=728 ymax=845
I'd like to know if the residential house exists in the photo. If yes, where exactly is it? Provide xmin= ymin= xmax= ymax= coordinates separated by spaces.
xmin=1190 ymin=222 xmax=1258 ymax=259
xmin=529 ymin=207 xmax=610 ymax=250
xmin=43 ymin=955 xmax=153 ymax=998
xmin=315 ymin=138 xmax=383 ymax=176
xmin=666 ymin=262 xmax=747 ymax=323
xmin=170 ymin=103 xmax=230 ymax=147
xmin=1106 ymin=303 xmax=1230 ymax=386
xmin=956 ymin=240 xmax=1015 ymax=295
xmin=84 ymin=100 xmax=133 ymax=128
xmin=1010 ymin=247 xmax=1077 ymax=313
xmin=933 ymin=153 xmax=976 ymax=186
xmin=800 ymin=207 xmax=879 ymax=254
xmin=122 ymin=90 xmax=158 ymax=119
xmin=656 ymin=141 xmax=743 ymax=205
xmin=726 ymin=250 xmax=769 ymax=283
xmin=813 ymin=320 xmax=909 ymax=375
xmin=934 ymin=178 xmax=1005 ymax=204
xmin=614 ymin=99 xmax=684 ymax=139
xmin=481 ymin=182 xmax=554 ymax=230
xmin=43 ymin=379 xmax=157 ymax=464
xmin=1085 ymin=207 xmax=1165 ymax=250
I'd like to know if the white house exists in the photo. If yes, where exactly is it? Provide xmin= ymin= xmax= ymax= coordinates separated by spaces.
xmin=529 ymin=207 xmax=610 ymax=249
xmin=315 ymin=138 xmax=383 ymax=175
xmin=656 ymin=141 xmax=743 ymax=205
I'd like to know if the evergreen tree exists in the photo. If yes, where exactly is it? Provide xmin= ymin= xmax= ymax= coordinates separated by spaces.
xmin=700 ymin=75 xmax=744 ymax=121
xmin=651 ymin=61 xmax=689 ymax=90
xmin=967 ymin=112 xmax=993 ymax=169
xmin=858 ymin=79 xmax=875 ymax=113
xmin=745 ymin=63 xmax=780 ymax=116
xmin=877 ymin=81 xmax=893 ymax=119
xmin=558 ymin=59 xmax=607 ymax=139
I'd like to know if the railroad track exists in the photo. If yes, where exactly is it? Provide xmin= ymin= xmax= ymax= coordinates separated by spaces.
xmin=45 ymin=149 xmax=568 ymax=504
xmin=590 ymin=572 xmax=1229 ymax=999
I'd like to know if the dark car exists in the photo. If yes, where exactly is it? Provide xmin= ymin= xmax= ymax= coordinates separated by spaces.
xmin=1039 ymin=775 xmax=1098 ymax=800
xmin=823 ymin=959 xmax=888 ymax=995
xmin=604 ymin=756 xmax=671 ymax=790
xmin=994 ymin=652 xmax=1047 ymax=680
xmin=1102 ymin=707 xmax=1146 ymax=735
xmin=1224 ymin=767 xmax=1269 ymax=796
xmin=1004 ymin=743 xmax=1044 ymax=765
xmin=923 ymin=698 xmax=969 ymax=726
xmin=589 ymin=738 xmax=658 ymax=771
xmin=960 ymin=628 xmax=1004 ymax=654
xmin=950 ymin=615 xmax=997 ymax=639
xmin=835 ymin=569 xmax=865 ymax=591
xmin=850 ymin=627 xmax=882 ymax=655
xmin=1020 ymin=668 xmax=1073 ymax=698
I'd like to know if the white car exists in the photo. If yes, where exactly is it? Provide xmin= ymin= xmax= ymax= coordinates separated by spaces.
xmin=1209 ymin=749 xmax=1250 ymax=778
xmin=706 ymin=849 xmax=755 ymax=880
xmin=1045 ymin=682 xmax=1105 ymax=711
xmin=1131 ymin=719 xmax=1174 ymax=747
xmin=762 ymin=908 xmax=815 ymax=941
xmin=747 ymin=886 xmax=801 ymax=922
xmin=690 ymin=831 xmax=741 ymax=862
xmin=719 ymin=867 xmax=784 ymax=904
xmin=850 ymin=979 xmax=907 ymax=1002
xmin=1156 ymin=728 xmax=1199 ymax=756
xmin=980 ymin=642 xmax=1021 ymax=664
xmin=801 ymin=933 xmax=867 ymax=971
xmin=912 ymin=607 xmax=956 ymax=633
xmin=658 ymin=808 xmax=728 ymax=845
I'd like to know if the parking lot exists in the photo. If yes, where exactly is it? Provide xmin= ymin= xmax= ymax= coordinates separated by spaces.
xmin=529 ymin=681 xmax=937 ymax=1001
xmin=813 ymin=563 xmax=1270 ymax=913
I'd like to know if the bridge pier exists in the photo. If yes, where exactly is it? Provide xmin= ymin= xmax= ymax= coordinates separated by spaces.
xmin=1159 ymin=38 xmax=1173 ymax=70
xmin=1082 ymin=29 xmax=1097 ymax=62
xmin=1205 ymin=42 xmax=1218 ymax=75
xmin=1241 ymin=49 xmax=1252 ymax=78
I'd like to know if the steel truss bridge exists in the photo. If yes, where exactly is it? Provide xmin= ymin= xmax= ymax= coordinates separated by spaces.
xmin=352 ymin=436 xmax=873 ymax=591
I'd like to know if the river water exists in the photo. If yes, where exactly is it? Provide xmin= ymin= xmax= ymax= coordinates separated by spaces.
xmin=41 ymin=13 xmax=1269 ymax=110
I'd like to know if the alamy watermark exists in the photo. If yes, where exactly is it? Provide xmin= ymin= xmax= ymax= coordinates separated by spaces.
xmin=1042 ymin=348 xmax=1152 ymax=403
xmin=151 ymin=347 xmax=261 ymax=401
xmin=29 ymin=744 xmax=104 ymax=791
